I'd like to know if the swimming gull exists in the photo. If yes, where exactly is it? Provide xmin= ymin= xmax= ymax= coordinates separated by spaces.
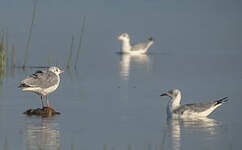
xmin=117 ymin=33 xmax=153 ymax=54
xmin=19 ymin=66 xmax=64 ymax=108
xmin=160 ymin=89 xmax=228 ymax=118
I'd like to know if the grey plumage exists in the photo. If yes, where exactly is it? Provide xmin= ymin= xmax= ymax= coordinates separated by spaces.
xmin=161 ymin=89 xmax=228 ymax=117
xmin=131 ymin=40 xmax=153 ymax=51
xmin=173 ymin=97 xmax=228 ymax=115
xmin=19 ymin=70 xmax=58 ymax=89
xmin=19 ymin=66 xmax=64 ymax=108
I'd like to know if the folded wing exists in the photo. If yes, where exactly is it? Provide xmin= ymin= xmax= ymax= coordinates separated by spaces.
xmin=19 ymin=70 xmax=58 ymax=89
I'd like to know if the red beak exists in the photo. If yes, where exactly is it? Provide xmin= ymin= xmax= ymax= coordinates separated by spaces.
xmin=117 ymin=36 xmax=121 ymax=40
xmin=60 ymin=70 xmax=64 ymax=73
xmin=160 ymin=93 xmax=168 ymax=96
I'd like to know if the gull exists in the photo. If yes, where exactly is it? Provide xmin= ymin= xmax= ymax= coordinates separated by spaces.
xmin=19 ymin=66 xmax=64 ymax=108
xmin=160 ymin=89 xmax=228 ymax=118
xmin=117 ymin=33 xmax=153 ymax=54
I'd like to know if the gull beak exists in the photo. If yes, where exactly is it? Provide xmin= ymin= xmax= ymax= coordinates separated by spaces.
xmin=117 ymin=36 xmax=121 ymax=40
xmin=160 ymin=93 xmax=168 ymax=96
xmin=60 ymin=70 xmax=64 ymax=73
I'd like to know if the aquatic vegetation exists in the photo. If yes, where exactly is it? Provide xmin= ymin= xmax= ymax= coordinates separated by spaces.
xmin=23 ymin=0 xmax=38 ymax=68
xmin=0 ymin=37 xmax=6 ymax=69
xmin=5 ymin=29 xmax=9 ymax=68
xmin=0 ymin=32 xmax=6 ymax=76
xmin=74 ymin=16 xmax=86 ymax=69
xmin=0 ymin=28 xmax=16 ymax=79
xmin=66 ymin=35 xmax=75 ymax=69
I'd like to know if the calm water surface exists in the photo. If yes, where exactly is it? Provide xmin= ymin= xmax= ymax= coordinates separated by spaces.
xmin=0 ymin=0 xmax=241 ymax=150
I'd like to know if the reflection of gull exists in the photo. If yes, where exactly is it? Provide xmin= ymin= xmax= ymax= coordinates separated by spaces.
xmin=166 ymin=117 xmax=219 ymax=150
xmin=25 ymin=118 xmax=60 ymax=150
xmin=160 ymin=89 xmax=228 ymax=118
xmin=117 ymin=33 xmax=153 ymax=54
xmin=120 ymin=54 xmax=150 ymax=80
xmin=120 ymin=54 xmax=131 ymax=80
xmin=167 ymin=118 xmax=181 ymax=150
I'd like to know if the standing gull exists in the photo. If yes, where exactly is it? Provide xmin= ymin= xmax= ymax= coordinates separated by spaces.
xmin=160 ymin=89 xmax=228 ymax=118
xmin=117 ymin=33 xmax=154 ymax=54
xmin=19 ymin=66 xmax=64 ymax=108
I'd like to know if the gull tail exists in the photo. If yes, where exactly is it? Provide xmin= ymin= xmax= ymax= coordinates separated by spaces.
xmin=214 ymin=97 xmax=228 ymax=106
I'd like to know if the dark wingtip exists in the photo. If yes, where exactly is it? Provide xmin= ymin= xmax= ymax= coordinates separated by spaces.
xmin=215 ymin=97 xmax=228 ymax=105
xmin=148 ymin=37 xmax=153 ymax=41
xmin=18 ymin=84 xmax=24 ymax=88
xmin=34 ymin=70 xmax=44 ymax=74
xmin=18 ymin=83 xmax=30 ymax=88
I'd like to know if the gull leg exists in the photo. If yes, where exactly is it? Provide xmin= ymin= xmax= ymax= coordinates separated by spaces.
xmin=41 ymin=96 xmax=44 ymax=108
xmin=46 ymin=95 xmax=50 ymax=107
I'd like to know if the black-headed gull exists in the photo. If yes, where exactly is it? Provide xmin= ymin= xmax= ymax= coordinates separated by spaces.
xmin=19 ymin=66 xmax=64 ymax=108
xmin=117 ymin=33 xmax=153 ymax=54
xmin=160 ymin=89 xmax=228 ymax=118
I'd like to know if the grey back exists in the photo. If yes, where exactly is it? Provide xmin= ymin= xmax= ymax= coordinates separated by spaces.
xmin=131 ymin=42 xmax=150 ymax=51
xmin=173 ymin=101 xmax=215 ymax=115
xmin=22 ymin=70 xmax=58 ymax=89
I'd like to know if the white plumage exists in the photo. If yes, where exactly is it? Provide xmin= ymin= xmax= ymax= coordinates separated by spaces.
xmin=19 ymin=66 xmax=64 ymax=108
xmin=117 ymin=33 xmax=153 ymax=54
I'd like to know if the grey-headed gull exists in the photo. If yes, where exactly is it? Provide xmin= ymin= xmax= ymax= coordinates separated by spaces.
xmin=117 ymin=33 xmax=153 ymax=54
xmin=19 ymin=66 xmax=64 ymax=108
xmin=160 ymin=89 xmax=228 ymax=118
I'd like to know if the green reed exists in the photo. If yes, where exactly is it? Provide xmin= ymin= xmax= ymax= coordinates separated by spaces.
xmin=23 ymin=0 xmax=38 ymax=68
xmin=0 ymin=31 xmax=6 ymax=70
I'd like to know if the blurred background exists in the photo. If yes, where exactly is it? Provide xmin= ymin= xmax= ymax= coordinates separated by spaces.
xmin=0 ymin=0 xmax=241 ymax=150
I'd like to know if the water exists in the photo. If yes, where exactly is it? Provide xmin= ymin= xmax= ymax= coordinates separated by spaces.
xmin=0 ymin=0 xmax=242 ymax=149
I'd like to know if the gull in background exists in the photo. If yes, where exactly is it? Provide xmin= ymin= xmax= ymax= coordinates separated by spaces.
xmin=117 ymin=33 xmax=153 ymax=54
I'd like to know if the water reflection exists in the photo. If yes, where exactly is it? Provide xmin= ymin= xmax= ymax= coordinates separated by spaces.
xmin=166 ymin=117 xmax=219 ymax=150
xmin=24 ymin=117 xmax=60 ymax=150
xmin=119 ymin=54 xmax=151 ymax=80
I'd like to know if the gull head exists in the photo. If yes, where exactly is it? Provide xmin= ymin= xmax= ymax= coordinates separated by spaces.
xmin=117 ymin=33 xmax=130 ymax=41
xmin=48 ymin=66 xmax=64 ymax=75
xmin=160 ymin=89 xmax=181 ymax=99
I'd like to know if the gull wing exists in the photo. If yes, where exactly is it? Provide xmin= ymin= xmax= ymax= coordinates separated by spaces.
xmin=131 ymin=42 xmax=149 ymax=51
xmin=173 ymin=97 xmax=228 ymax=115
xmin=20 ymin=70 xmax=58 ymax=89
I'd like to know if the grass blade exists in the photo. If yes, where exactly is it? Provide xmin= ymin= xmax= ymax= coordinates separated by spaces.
xmin=23 ymin=0 xmax=38 ymax=67
xmin=74 ymin=16 xmax=86 ymax=69
xmin=66 ymin=35 xmax=74 ymax=69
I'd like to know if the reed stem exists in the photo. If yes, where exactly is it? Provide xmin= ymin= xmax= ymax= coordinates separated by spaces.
xmin=23 ymin=0 xmax=38 ymax=67
xmin=74 ymin=16 xmax=86 ymax=69
xmin=66 ymin=35 xmax=74 ymax=69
